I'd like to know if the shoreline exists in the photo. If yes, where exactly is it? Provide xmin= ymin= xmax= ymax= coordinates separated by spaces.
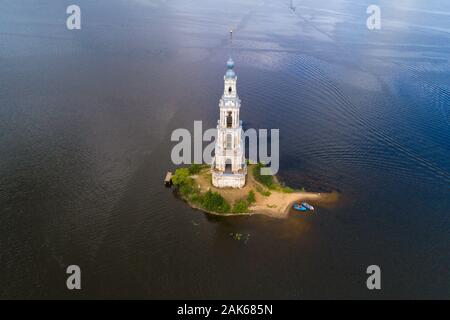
xmin=185 ymin=190 xmax=339 ymax=219
xmin=174 ymin=164 xmax=339 ymax=219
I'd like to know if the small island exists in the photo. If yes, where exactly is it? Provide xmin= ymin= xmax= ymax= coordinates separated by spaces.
xmin=171 ymin=163 xmax=338 ymax=219
xmin=170 ymin=56 xmax=338 ymax=218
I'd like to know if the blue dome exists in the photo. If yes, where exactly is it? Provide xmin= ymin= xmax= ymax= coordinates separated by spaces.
xmin=226 ymin=69 xmax=236 ymax=78
xmin=225 ymin=58 xmax=236 ymax=78
xmin=227 ymin=58 xmax=234 ymax=69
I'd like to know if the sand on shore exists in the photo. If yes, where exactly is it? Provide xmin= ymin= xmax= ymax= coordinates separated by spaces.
xmin=249 ymin=191 xmax=322 ymax=218
xmin=191 ymin=166 xmax=338 ymax=219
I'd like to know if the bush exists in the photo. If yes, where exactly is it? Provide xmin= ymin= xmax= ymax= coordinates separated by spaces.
xmin=179 ymin=178 xmax=200 ymax=199
xmin=172 ymin=168 xmax=190 ymax=186
xmin=189 ymin=191 xmax=203 ymax=204
xmin=201 ymin=190 xmax=230 ymax=213
xmin=188 ymin=164 xmax=202 ymax=175
xmin=247 ymin=190 xmax=256 ymax=204
xmin=232 ymin=199 xmax=249 ymax=213
xmin=179 ymin=180 xmax=193 ymax=196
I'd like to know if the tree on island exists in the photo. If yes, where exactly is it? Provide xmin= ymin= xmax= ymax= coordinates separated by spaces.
xmin=172 ymin=168 xmax=190 ymax=186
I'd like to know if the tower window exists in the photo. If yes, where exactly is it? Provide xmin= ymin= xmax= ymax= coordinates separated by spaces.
xmin=228 ymin=87 xmax=232 ymax=94
xmin=226 ymin=134 xmax=232 ymax=149
xmin=226 ymin=112 xmax=232 ymax=128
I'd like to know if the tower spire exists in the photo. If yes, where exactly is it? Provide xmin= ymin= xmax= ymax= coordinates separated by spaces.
xmin=225 ymin=29 xmax=236 ymax=79
xmin=229 ymin=29 xmax=233 ymax=58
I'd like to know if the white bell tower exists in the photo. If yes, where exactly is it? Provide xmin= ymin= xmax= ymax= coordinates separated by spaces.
xmin=211 ymin=58 xmax=247 ymax=188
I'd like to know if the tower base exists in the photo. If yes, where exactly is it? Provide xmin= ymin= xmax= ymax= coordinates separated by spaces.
xmin=212 ymin=171 xmax=246 ymax=188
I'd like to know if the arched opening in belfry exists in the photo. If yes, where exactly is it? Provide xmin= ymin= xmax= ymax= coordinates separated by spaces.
xmin=226 ymin=134 xmax=232 ymax=149
xmin=226 ymin=112 xmax=232 ymax=128
xmin=228 ymin=86 xmax=232 ymax=94
xmin=225 ymin=159 xmax=232 ymax=173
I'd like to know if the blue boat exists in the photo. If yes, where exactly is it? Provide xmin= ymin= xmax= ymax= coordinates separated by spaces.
xmin=293 ymin=202 xmax=315 ymax=212
xmin=302 ymin=202 xmax=315 ymax=211
xmin=293 ymin=203 xmax=308 ymax=211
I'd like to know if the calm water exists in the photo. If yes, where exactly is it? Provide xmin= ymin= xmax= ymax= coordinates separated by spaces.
xmin=0 ymin=0 xmax=449 ymax=299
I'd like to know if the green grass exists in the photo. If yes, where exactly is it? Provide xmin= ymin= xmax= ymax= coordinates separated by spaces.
xmin=247 ymin=190 xmax=256 ymax=204
xmin=253 ymin=163 xmax=297 ymax=193
xmin=201 ymin=190 xmax=230 ymax=213
xmin=173 ymin=167 xmax=231 ymax=214
xmin=278 ymin=185 xmax=294 ymax=193
xmin=255 ymin=185 xmax=271 ymax=197
xmin=188 ymin=164 xmax=203 ymax=174
xmin=231 ymin=190 xmax=257 ymax=213
xmin=232 ymin=199 xmax=249 ymax=213
xmin=253 ymin=163 xmax=274 ymax=188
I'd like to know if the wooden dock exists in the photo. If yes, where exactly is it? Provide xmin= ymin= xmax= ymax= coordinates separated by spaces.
xmin=164 ymin=171 xmax=173 ymax=187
